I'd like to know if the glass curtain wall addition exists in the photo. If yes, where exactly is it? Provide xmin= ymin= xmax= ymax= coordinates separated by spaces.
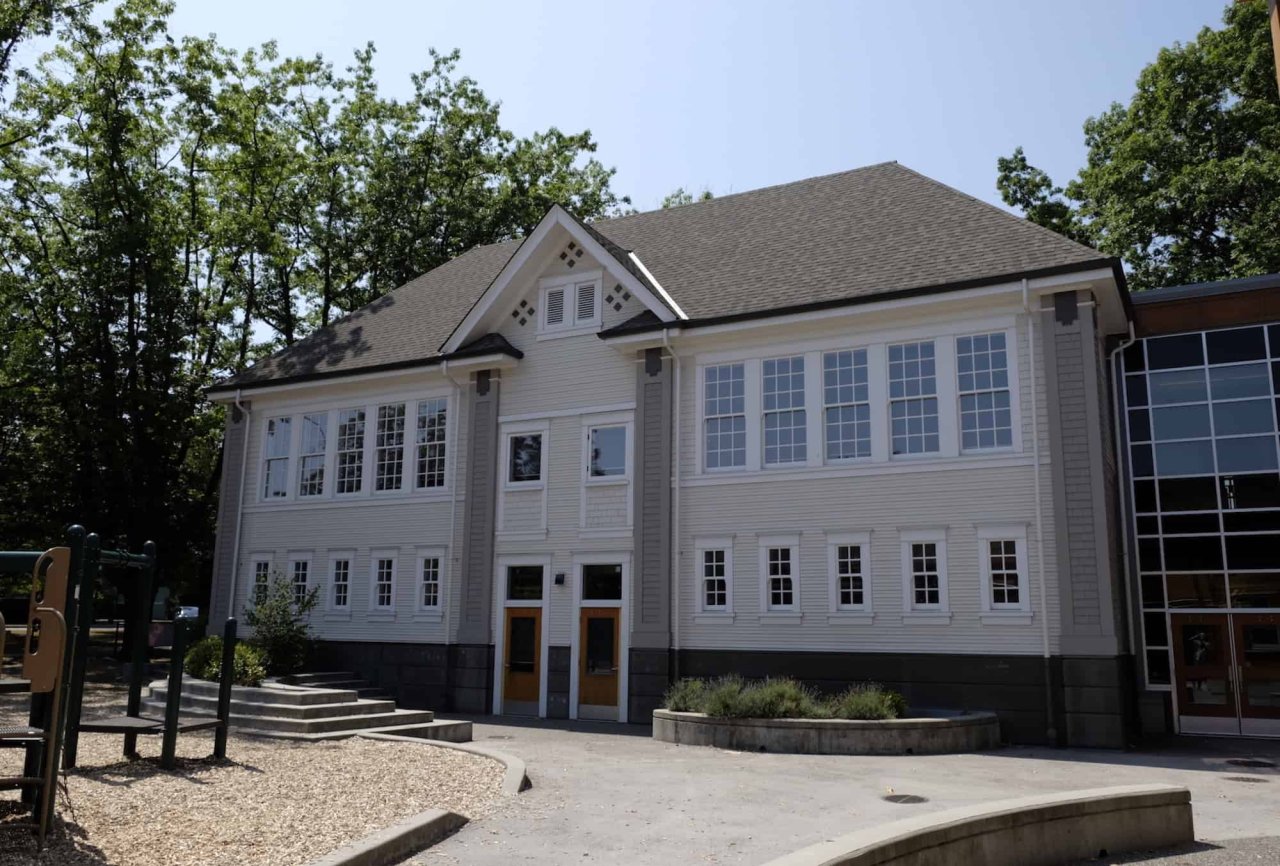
xmin=1123 ymin=325 xmax=1280 ymax=690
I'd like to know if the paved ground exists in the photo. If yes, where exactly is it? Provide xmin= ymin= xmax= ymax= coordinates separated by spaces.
xmin=1070 ymin=837 xmax=1280 ymax=864
xmin=414 ymin=719 xmax=1280 ymax=866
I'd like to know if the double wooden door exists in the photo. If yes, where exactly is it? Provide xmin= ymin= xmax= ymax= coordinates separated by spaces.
xmin=1171 ymin=613 xmax=1280 ymax=736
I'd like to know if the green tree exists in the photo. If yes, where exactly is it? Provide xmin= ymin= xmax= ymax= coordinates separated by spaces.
xmin=997 ymin=0 xmax=1280 ymax=290
xmin=660 ymin=186 xmax=714 ymax=208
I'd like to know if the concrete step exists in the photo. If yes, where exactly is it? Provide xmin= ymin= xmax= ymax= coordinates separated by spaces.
xmin=148 ymin=687 xmax=397 ymax=720
xmin=162 ymin=677 xmax=360 ymax=706
xmin=355 ymin=686 xmax=391 ymax=699
xmin=299 ymin=678 xmax=372 ymax=692
xmin=140 ymin=699 xmax=435 ymax=735
xmin=361 ymin=719 xmax=473 ymax=743
xmin=276 ymin=671 xmax=360 ymax=686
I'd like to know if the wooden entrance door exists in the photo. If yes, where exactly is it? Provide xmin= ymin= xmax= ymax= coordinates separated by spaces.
xmin=503 ymin=607 xmax=541 ymax=714
xmin=578 ymin=607 xmax=620 ymax=716
xmin=1170 ymin=613 xmax=1238 ymax=735
xmin=1234 ymin=613 xmax=1280 ymax=737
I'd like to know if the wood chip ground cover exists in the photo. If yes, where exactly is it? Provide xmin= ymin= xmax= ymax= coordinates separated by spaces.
xmin=0 ymin=686 xmax=504 ymax=865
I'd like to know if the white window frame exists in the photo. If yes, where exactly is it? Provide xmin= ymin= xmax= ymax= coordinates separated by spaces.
xmin=584 ymin=418 xmax=632 ymax=484
xmin=504 ymin=425 xmax=548 ymax=489
xmin=761 ymin=354 xmax=808 ymax=467
xmin=297 ymin=412 xmax=328 ymax=497
xmin=415 ymin=546 xmax=446 ymax=617
xmin=956 ymin=330 xmax=1016 ymax=454
xmin=822 ymin=348 xmax=873 ymax=464
xmin=538 ymin=270 xmax=602 ymax=337
xmin=758 ymin=534 xmax=800 ymax=615
xmin=977 ymin=524 xmax=1032 ymax=619
xmin=701 ymin=361 xmax=750 ymax=472
xmin=887 ymin=339 xmax=942 ymax=458
xmin=900 ymin=529 xmax=950 ymax=620
xmin=326 ymin=550 xmax=354 ymax=615
xmin=826 ymin=531 xmax=872 ymax=615
xmin=261 ymin=415 xmax=295 ymax=501
xmin=413 ymin=397 xmax=449 ymax=490
xmin=287 ymin=552 xmax=312 ymax=607
xmin=369 ymin=549 xmax=397 ymax=616
xmin=372 ymin=402 xmax=409 ymax=493
xmin=694 ymin=536 xmax=734 ymax=616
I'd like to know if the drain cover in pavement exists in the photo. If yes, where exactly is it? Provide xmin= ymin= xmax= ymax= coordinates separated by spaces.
xmin=882 ymin=794 xmax=929 ymax=804
xmin=1223 ymin=775 xmax=1270 ymax=783
xmin=1226 ymin=758 xmax=1276 ymax=768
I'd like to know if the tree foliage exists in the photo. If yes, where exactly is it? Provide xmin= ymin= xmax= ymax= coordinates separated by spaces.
xmin=996 ymin=0 xmax=1280 ymax=290
xmin=660 ymin=186 xmax=714 ymax=208
xmin=0 ymin=0 xmax=625 ymax=604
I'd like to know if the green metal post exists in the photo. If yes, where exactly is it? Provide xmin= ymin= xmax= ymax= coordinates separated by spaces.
xmin=213 ymin=618 xmax=236 ymax=760
xmin=123 ymin=540 xmax=156 ymax=758
xmin=160 ymin=620 xmax=186 ymax=770
xmin=62 ymin=531 xmax=98 ymax=769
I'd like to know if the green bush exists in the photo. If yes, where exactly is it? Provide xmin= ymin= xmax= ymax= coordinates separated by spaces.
xmin=245 ymin=573 xmax=319 ymax=675
xmin=661 ymin=676 xmax=906 ymax=721
xmin=183 ymin=636 xmax=267 ymax=687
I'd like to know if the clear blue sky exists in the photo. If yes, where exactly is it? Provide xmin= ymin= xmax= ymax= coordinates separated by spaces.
xmin=138 ymin=2 xmax=1239 ymax=211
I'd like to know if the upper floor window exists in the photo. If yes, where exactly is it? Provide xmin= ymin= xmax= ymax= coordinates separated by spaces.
xmin=704 ymin=363 xmax=746 ymax=470
xmin=541 ymin=275 xmax=600 ymax=332
xmin=509 ymin=433 xmax=544 ymax=484
xmin=957 ymin=333 xmax=1012 ymax=451
xmin=298 ymin=413 xmax=327 ymax=497
xmin=823 ymin=349 xmax=871 ymax=461
xmin=763 ymin=356 xmax=806 ymax=466
xmin=375 ymin=404 xmax=406 ymax=491
xmin=415 ymin=398 xmax=448 ymax=489
xmin=336 ymin=408 xmax=365 ymax=494
xmin=263 ymin=417 xmax=291 ymax=498
xmin=888 ymin=341 xmax=939 ymax=456
xmin=588 ymin=425 xmax=627 ymax=478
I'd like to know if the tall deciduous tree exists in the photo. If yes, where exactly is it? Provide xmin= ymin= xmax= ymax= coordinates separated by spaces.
xmin=997 ymin=0 xmax=1280 ymax=290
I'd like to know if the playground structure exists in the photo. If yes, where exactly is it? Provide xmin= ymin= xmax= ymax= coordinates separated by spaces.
xmin=0 ymin=526 xmax=238 ymax=847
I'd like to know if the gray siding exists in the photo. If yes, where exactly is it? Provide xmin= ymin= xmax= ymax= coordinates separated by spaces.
xmin=208 ymin=402 xmax=250 ymax=626
xmin=632 ymin=348 xmax=672 ymax=649
xmin=459 ymin=371 xmax=499 ymax=644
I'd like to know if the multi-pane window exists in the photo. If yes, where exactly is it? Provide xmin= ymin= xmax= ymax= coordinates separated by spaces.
xmin=298 ymin=413 xmax=327 ymax=496
xmin=765 ymin=546 xmax=795 ymax=610
xmin=291 ymin=560 xmax=309 ymax=605
xmin=420 ymin=556 xmax=441 ymax=609
xmin=331 ymin=558 xmax=350 ymax=609
xmin=375 ymin=404 xmax=406 ymax=491
xmin=987 ymin=540 xmax=1021 ymax=608
xmin=957 ymin=333 xmax=1012 ymax=450
xmin=263 ymin=417 xmax=291 ymax=498
xmin=909 ymin=541 xmax=942 ymax=608
xmin=509 ymin=433 xmax=544 ymax=483
xmin=589 ymin=425 xmax=627 ymax=478
xmin=704 ymin=363 xmax=746 ymax=469
xmin=336 ymin=408 xmax=365 ymax=494
xmin=253 ymin=561 xmax=270 ymax=604
xmin=889 ymin=341 xmax=939 ymax=455
xmin=823 ymin=349 xmax=871 ymax=460
xmin=415 ymin=399 xmax=447 ymax=489
xmin=763 ymin=356 xmax=807 ymax=465
xmin=702 ymin=550 xmax=728 ymax=611
xmin=835 ymin=545 xmax=864 ymax=608
xmin=373 ymin=558 xmax=394 ymax=609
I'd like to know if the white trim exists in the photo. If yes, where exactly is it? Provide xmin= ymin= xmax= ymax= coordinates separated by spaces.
xmin=900 ymin=528 xmax=949 ymax=614
xmin=826 ymin=531 xmax=872 ymax=613
xmin=502 ymin=424 xmax=549 ymax=490
xmin=758 ymin=534 xmax=800 ymax=613
xmin=499 ymin=402 xmax=635 ymax=424
xmin=414 ymin=545 xmax=447 ymax=618
xmin=627 ymin=251 xmax=687 ymax=320
xmin=368 ymin=548 xmax=398 ymax=617
xmin=694 ymin=536 xmax=735 ymax=613
xmin=539 ymin=269 xmax=603 ymax=336
xmin=582 ymin=415 xmax=633 ymax=484
xmin=955 ymin=326 xmax=1022 ymax=455
xmin=442 ymin=206 xmax=677 ymax=355
xmin=491 ymin=556 xmax=553 ymax=718
xmin=208 ymin=362 xmax=457 ymax=401
xmin=977 ymin=524 xmax=1031 ymax=614
xmin=568 ymin=553 xmax=632 ymax=723
xmin=683 ymin=453 xmax=1036 ymax=488
xmin=325 ymin=549 xmax=354 ymax=615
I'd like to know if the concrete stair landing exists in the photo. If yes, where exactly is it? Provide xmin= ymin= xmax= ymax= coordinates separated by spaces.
xmin=141 ymin=673 xmax=470 ymax=742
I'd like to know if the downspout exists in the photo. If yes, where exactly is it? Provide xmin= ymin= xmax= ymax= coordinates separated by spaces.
xmin=1023 ymin=280 xmax=1056 ymax=745
xmin=1107 ymin=322 xmax=1139 ymax=678
xmin=663 ymin=329 xmax=681 ymax=682
xmin=442 ymin=360 xmax=467 ymax=650
xmin=227 ymin=389 xmax=252 ymax=618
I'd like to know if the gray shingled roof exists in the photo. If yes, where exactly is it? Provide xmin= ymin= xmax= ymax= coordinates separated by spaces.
xmin=216 ymin=162 xmax=1110 ymax=389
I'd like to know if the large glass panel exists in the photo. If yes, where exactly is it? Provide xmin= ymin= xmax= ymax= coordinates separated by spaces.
xmin=1149 ymin=369 xmax=1208 ymax=405
xmin=1163 ymin=536 xmax=1224 ymax=571
xmin=1230 ymin=574 xmax=1280 ymax=608
xmin=1134 ymin=479 xmax=1158 ymax=513
xmin=1138 ymin=538 xmax=1163 ymax=572
xmin=1213 ymin=399 xmax=1276 ymax=436
xmin=263 ymin=416 xmax=292 ymax=498
xmin=506 ymin=565 xmax=544 ymax=600
xmin=1141 ymin=574 xmax=1165 ymax=608
xmin=1126 ymin=374 xmax=1149 ymax=408
xmin=1166 ymin=573 xmax=1227 ymax=608
xmin=1143 ymin=611 xmax=1169 ymax=645
xmin=582 ymin=564 xmax=622 ymax=600
xmin=1152 ymin=405 xmax=1211 ymax=440
xmin=1226 ymin=535 xmax=1280 ymax=570
xmin=1210 ymin=363 xmax=1271 ymax=400
xmin=1146 ymin=649 xmax=1172 ymax=685
xmin=1146 ymin=333 xmax=1204 ymax=370
xmin=1131 ymin=444 xmax=1154 ymax=478
xmin=1223 ymin=511 xmax=1280 ymax=532
xmin=1206 ymin=327 xmax=1267 ymax=364
xmin=1159 ymin=477 xmax=1219 ymax=511
xmin=1161 ymin=513 xmax=1220 ymax=534
xmin=1123 ymin=340 xmax=1146 ymax=372
xmin=1217 ymin=437 xmax=1278 ymax=473
xmin=1155 ymin=441 xmax=1215 ymax=476
xmin=1128 ymin=409 xmax=1152 ymax=443
xmin=584 ymin=617 xmax=616 ymax=674
xmin=1223 ymin=473 xmax=1280 ymax=509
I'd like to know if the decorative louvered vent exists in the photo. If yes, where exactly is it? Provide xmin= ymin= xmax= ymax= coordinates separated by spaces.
xmin=558 ymin=240 xmax=585 ymax=268
xmin=545 ymin=288 xmax=565 ymax=325
xmin=576 ymin=282 xmax=596 ymax=321
xmin=604 ymin=284 xmax=631 ymax=313
xmin=510 ymin=298 xmax=535 ymax=327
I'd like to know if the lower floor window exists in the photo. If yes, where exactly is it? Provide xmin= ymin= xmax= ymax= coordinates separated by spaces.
xmin=253 ymin=561 xmax=270 ymax=604
xmin=836 ymin=545 xmax=864 ymax=608
xmin=331 ymin=559 xmax=350 ymax=608
xmin=374 ymin=558 xmax=395 ymax=608
xmin=291 ymin=560 xmax=309 ymax=604
xmin=421 ymin=556 xmax=441 ymax=608
xmin=910 ymin=541 xmax=941 ymax=608
xmin=703 ymin=550 xmax=728 ymax=609
xmin=766 ymin=546 xmax=795 ymax=609
xmin=988 ymin=540 xmax=1020 ymax=607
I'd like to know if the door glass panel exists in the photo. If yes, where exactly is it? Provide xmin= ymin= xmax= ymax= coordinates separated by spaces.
xmin=1166 ymin=573 xmax=1227 ymax=608
xmin=1179 ymin=622 xmax=1229 ymax=707
xmin=1143 ymin=612 xmax=1168 ymax=645
xmin=582 ymin=564 xmax=623 ymax=601
xmin=1241 ymin=624 xmax=1280 ymax=708
xmin=1149 ymin=369 xmax=1208 ymax=405
xmin=508 ymin=616 xmax=536 ymax=672
xmin=584 ymin=617 xmax=616 ymax=674
xmin=1230 ymin=574 xmax=1280 ymax=608
xmin=1141 ymin=574 xmax=1165 ymax=608
xmin=507 ymin=566 xmax=544 ymax=600
xmin=1216 ymin=437 xmax=1278 ymax=474
xmin=1146 ymin=649 xmax=1172 ymax=685
xmin=1210 ymin=364 xmax=1271 ymax=400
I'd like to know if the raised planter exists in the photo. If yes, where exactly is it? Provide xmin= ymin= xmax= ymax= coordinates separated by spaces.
xmin=652 ymin=709 xmax=1000 ymax=755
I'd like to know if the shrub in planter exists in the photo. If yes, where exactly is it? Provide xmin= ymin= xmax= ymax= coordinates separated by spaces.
xmin=663 ymin=677 xmax=708 ymax=712
xmin=184 ymin=636 xmax=267 ymax=687
xmin=829 ymin=683 xmax=908 ymax=720
xmin=662 ymin=676 xmax=906 ymax=720
xmin=244 ymin=574 xmax=319 ymax=675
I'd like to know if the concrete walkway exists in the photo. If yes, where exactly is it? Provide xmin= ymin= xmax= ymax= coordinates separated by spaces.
xmin=414 ymin=719 xmax=1280 ymax=866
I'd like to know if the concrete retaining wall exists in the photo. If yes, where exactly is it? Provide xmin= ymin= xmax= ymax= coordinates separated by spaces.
xmin=761 ymin=785 xmax=1192 ymax=866
xmin=652 ymin=710 xmax=1001 ymax=755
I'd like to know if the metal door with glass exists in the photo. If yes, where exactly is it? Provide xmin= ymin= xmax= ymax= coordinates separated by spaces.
xmin=1170 ymin=613 xmax=1237 ymax=734
xmin=577 ymin=562 xmax=623 ymax=721
xmin=503 ymin=607 xmax=541 ymax=714
xmin=1235 ymin=613 xmax=1280 ymax=736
